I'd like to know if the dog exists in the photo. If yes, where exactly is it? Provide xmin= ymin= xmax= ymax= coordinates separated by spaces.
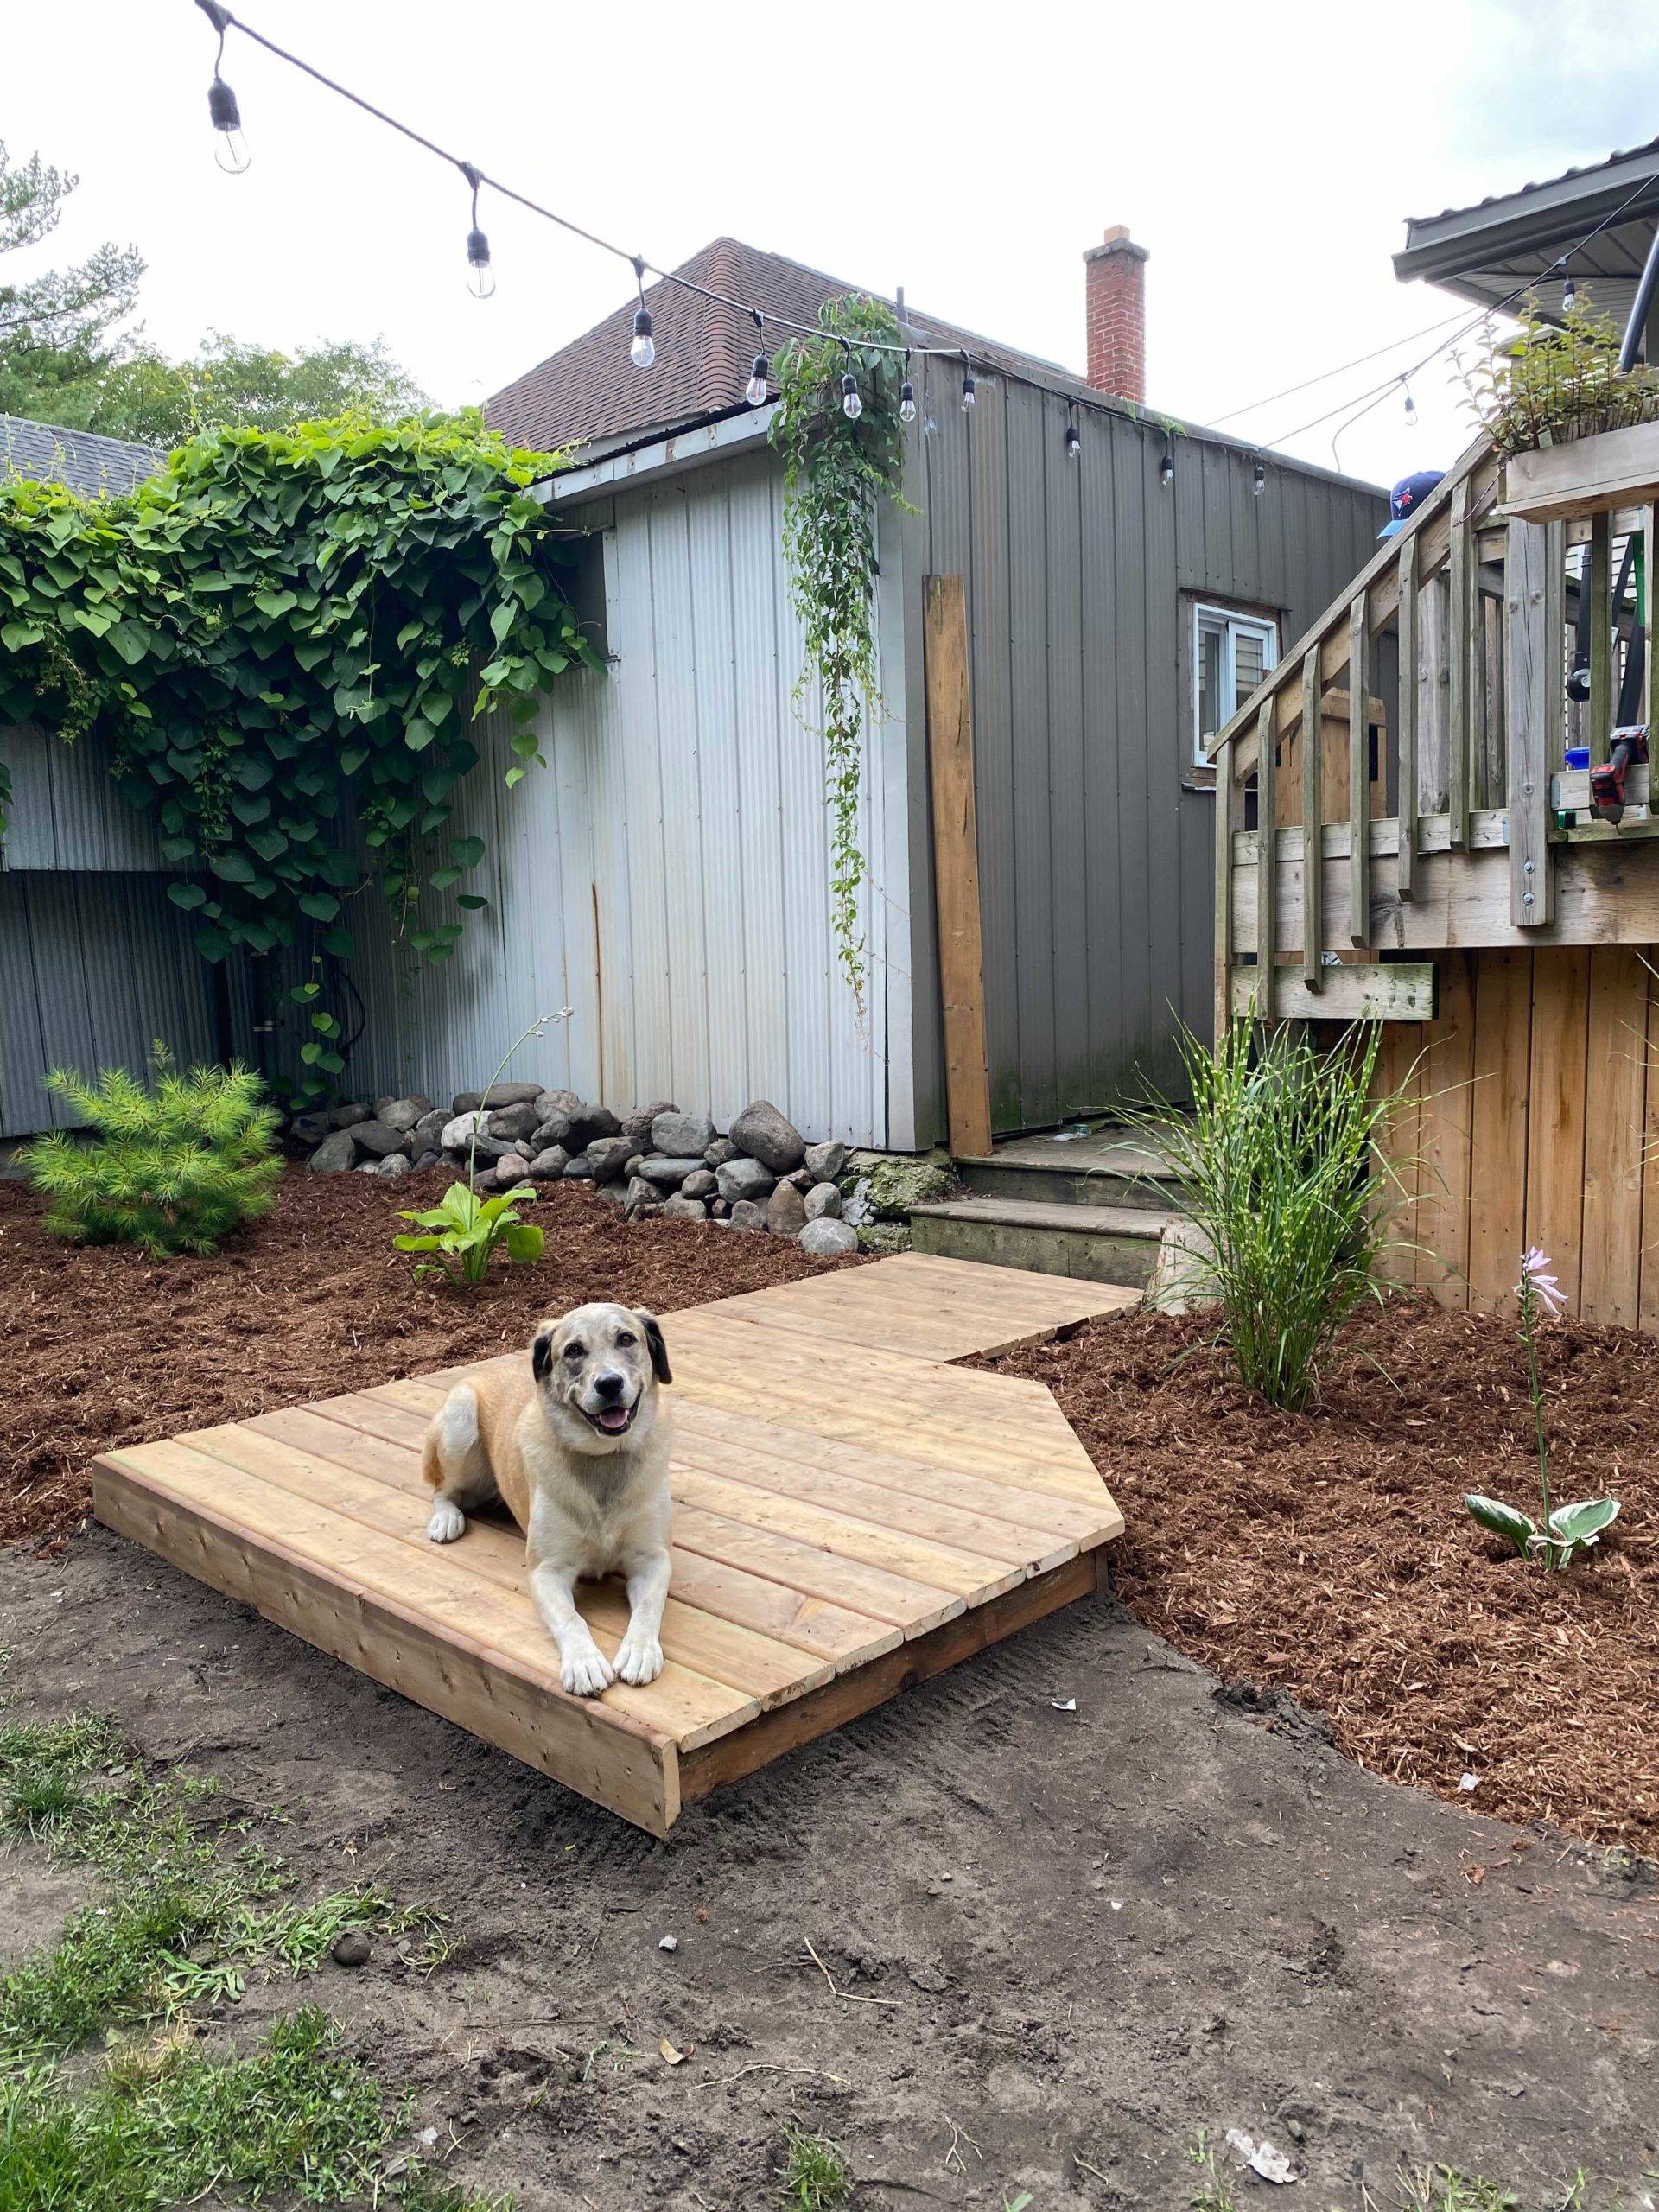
xmin=421 ymin=1304 xmax=673 ymax=1699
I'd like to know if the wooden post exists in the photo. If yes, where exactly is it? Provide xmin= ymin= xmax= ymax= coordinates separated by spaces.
xmin=1348 ymin=594 xmax=1370 ymax=949
xmin=923 ymin=575 xmax=993 ymax=1159
xmin=1589 ymin=511 xmax=1612 ymax=765
xmin=1647 ymin=505 xmax=1657 ymax=728
xmin=1448 ymin=480 xmax=1472 ymax=849
xmin=1300 ymin=645 xmax=1323 ymax=988
xmin=1397 ymin=538 xmax=1418 ymax=899
xmin=1505 ymin=518 xmax=1554 ymax=929
xmin=1214 ymin=732 xmax=1235 ymax=1046
xmin=1255 ymin=696 xmax=1276 ymax=1019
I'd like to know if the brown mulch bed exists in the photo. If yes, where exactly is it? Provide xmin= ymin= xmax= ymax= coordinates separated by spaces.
xmin=977 ymin=1298 xmax=1659 ymax=1859
xmin=0 ymin=1167 xmax=855 ymax=1548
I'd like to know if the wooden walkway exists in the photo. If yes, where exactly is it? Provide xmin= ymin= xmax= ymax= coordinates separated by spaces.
xmin=94 ymin=1254 xmax=1133 ymax=1834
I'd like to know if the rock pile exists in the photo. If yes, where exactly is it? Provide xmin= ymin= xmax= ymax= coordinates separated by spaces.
xmin=289 ymin=1088 xmax=906 ymax=1259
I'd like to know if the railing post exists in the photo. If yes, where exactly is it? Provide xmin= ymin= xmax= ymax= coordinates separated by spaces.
xmin=1348 ymin=593 xmax=1370 ymax=948
xmin=1589 ymin=511 xmax=1612 ymax=765
xmin=1301 ymin=646 xmax=1323 ymax=988
xmin=1505 ymin=517 xmax=1554 ymax=929
xmin=1214 ymin=726 xmax=1235 ymax=1044
xmin=1448 ymin=480 xmax=1472 ymax=849
xmin=1255 ymin=696 xmax=1276 ymax=1020
xmin=1396 ymin=538 xmax=1418 ymax=899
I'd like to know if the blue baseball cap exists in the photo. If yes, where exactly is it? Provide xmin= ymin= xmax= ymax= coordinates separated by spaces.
xmin=1379 ymin=470 xmax=1445 ymax=538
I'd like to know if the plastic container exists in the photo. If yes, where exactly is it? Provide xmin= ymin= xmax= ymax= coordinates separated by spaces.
xmin=1564 ymin=745 xmax=1590 ymax=771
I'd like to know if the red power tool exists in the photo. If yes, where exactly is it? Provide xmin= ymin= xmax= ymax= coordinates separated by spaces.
xmin=1591 ymin=725 xmax=1651 ymax=823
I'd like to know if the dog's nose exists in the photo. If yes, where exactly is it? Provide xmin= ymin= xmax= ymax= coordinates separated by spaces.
xmin=594 ymin=1370 xmax=626 ymax=1402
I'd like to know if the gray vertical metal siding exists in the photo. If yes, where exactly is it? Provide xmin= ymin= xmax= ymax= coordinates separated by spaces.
xmin=918 ymin=357 xmax=1386 ymax=1135
xmin=1 ymin=722 xmax=170 ymax=871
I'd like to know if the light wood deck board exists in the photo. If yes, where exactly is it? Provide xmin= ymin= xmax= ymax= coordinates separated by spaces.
xmin=92 ymin=1255 xmax=1127 ymax=1832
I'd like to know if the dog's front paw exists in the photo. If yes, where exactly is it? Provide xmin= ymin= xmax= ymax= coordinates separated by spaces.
xmin=426 ymin=1499 xmax=467 ymax=1544
xmin=613 ymin=1630 xmax=664 ymax=1687
xmin=560 ymin=1643 xmax=615 ymax=1698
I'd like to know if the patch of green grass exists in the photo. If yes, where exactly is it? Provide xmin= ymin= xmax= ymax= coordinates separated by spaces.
xmin=778 ymin=2125 xmax=851 ymax=2211
xmin=1187 ymin=2133 xmax=1239 ymax=2212
xmin=1393 ymin=2176 xmax=1517 ymax=2212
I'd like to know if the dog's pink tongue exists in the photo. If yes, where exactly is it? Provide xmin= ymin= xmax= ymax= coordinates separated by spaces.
xmin=596 ymin=1407 xmax=631 ymax=1433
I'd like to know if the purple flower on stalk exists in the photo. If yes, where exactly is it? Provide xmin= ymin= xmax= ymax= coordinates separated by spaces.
xmin=1519 ymin=1247 xmax=1565 ymax=1319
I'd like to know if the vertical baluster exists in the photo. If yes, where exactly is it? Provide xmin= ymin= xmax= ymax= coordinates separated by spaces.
xmin=1256 ymin=696 xmax=1276 ymax=1020
xmin=1301 ymin=645 xmax=1323 ymax=988
xmin=1397 ymin=538 xmax=1418 ymax=900
xmin=1214 ymin=724 xmax=1236 ymax=1043
xmin=1448 ymin=480 xmax=1472 ymax=849
xmin=1506 ymin=517 xmax=1554 ymax=928
xmin=1348 ymin=594 xmax=1370 ymax=949
xmin=1589 ymin=511 xmax=1612 ymax=763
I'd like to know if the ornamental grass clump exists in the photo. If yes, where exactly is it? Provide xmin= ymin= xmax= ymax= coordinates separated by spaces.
xmin=1122 ymin=1018 xmax=1405 ymax=1410
xmin=23 ymin=1044 xmax=281 ymax=1259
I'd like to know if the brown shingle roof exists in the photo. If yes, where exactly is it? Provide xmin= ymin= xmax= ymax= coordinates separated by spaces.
xmin=485 ymin=236 xmax=1084 ymax=455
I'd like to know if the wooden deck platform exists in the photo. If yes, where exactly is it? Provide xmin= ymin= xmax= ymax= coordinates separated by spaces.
xmin=93 ymin=1254 xmax=1132 ymax=1834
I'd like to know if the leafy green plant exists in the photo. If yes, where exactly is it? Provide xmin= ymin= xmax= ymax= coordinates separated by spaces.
xmin=770 ymin=296 xmax=912 ymax=1013
xmin=1456 ymin=297 xmax=1659 ymax=458
xmin=777 ymin=2125 xmax=851 ymax=2211
xmin=1119 ymin=1017 xmax=1407 ymax=1410
xmin=394 ymin=1011 xmax=564 ymax=1287
xmin=22 ymin=1043 xmax=282 ymax=1258
xmin=1465 ymin=1249 xmax=1620 ymax=1569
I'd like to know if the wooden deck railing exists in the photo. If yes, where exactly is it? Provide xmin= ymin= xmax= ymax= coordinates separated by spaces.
xmin=1211 ymin=434 xmax=1658 ymax=1027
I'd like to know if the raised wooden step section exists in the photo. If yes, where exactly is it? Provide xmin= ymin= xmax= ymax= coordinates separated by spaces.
xmin=92 ymin=1256 xmax=1128 ymax=1835
xmin=910 ymin=1196 xmax=1168 ymax=1288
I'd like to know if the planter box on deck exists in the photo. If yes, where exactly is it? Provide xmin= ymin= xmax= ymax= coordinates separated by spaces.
xmin=1502 ymin=417 xmax=1659 ymax=525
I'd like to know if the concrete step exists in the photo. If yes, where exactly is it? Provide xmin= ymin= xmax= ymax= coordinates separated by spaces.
xmin=909 ymin=1196 xmax=1170 ymax=1289
xmin=953 ymin=1135 xmax=1182 ymax=1213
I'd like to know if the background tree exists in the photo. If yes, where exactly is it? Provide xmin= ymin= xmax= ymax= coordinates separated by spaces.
xmin=0 ymin=140 xmax=143 ymax=423
xmin=57 ymin=333 xmax=430 ymax=449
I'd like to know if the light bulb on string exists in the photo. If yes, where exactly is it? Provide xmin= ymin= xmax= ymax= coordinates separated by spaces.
xmin=841 ymin=370 xmax=863 ymax=422
xmin=1064 ymin=408 xmax=1081 ymax=461
xmin=1252 ymin=460 xmax=1266 ymax=496
xmin=899 ymin=348 xmax=917 ymax=425
xmin=629 ymin=257 xmax=655 ymax=369
xmin=196 ymin=1 xmax=250 ymax=172
xmin=1159 ymin=434 xmax=1174 ymax=490
xmin=746 ymin=353 xmax=769 ymax=407
xmin=459 ymin=163 xmax=493 ymax=300
xmin=1562 ymin=270 xmax=1577 ymax=314
xmin=1402 ymin=380 xmax=1418 ymax=429
xmin=960 ymin=363 xmax=976 ymax=411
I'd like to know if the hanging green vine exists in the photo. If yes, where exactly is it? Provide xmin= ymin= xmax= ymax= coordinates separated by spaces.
xmin=770 ymin=296 xmax=912 ymax=1011
xmin=0 ymin=411 xmax=601 ymax=1091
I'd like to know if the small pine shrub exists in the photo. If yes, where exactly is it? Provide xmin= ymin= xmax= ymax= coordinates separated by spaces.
xmin=22 ymin=1043 xmax=282 ymax=1259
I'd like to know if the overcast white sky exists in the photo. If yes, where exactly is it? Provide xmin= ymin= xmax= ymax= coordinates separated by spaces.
xmin=8 ymin=0 xmax=1659 ymax=490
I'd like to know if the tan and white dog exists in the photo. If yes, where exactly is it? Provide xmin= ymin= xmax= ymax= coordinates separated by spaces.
xmin=421 ymin=1304 xmax=673 ymax=1698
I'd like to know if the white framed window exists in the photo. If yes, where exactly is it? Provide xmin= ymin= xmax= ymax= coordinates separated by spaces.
xmin=1192 ymin=603 xmax=1279 ymax=768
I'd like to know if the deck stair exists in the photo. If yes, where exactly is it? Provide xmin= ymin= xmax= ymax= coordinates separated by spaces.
xmin=910 ymin=1125 xmax=1185 ymax=1288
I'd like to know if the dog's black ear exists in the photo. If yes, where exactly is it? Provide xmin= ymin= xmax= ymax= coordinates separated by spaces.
xmin=639 ymin=1311 xmax=671 ymax=1386
xmin=531 ymin=1326 xmax=555 ymax=1382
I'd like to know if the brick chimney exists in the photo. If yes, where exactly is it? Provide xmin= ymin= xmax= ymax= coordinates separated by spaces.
xmin=1084 ymin=226 xmax=1148 ymax=402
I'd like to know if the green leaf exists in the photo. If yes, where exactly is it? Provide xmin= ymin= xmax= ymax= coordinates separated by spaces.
xmin=1546 ymin=1497 xmax=1620 ymax=1550
xmin=167 ymin=881 xmax=207 ymax=911
xmin=1464 ymin=1494 xmax=1535 ymax=1558
xmin=503 ymin=1220 xmax=543 ymax=1264
xmin=208 ymin=849 xmax=257 ymax=885
xmin=297 ymin=891 xmax=340 ymax=921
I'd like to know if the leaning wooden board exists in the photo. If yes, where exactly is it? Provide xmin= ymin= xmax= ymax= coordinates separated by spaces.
xmin=93 ymin=1256 xmax=1128 ymax=1834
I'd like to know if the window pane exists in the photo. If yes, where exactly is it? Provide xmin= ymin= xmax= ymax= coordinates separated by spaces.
xmin=1232 ymin=626 xmax=1266 ymax=710
xmin=1197 ymin=620 xmax=1224 ymax=750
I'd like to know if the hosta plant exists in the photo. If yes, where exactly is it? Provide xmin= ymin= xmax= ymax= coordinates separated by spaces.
xmin=1465 ymin=1249 xmax=1620 ymax=1569
xmin=393 ymin=1176 xmax=543 ymax=1288
xmin=23 ymin=1045 xmax=282 ymax=1258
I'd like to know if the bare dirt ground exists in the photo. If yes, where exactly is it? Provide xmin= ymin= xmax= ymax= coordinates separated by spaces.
xmin=3 ymin=1175 xmax=1656 ymax=2205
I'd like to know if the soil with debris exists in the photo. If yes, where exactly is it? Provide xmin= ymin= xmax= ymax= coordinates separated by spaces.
xmin=0 ymin=1168 xmax=855 ymax=1546
xmin=978 ymin=1298 xmax=1659 ymax=1860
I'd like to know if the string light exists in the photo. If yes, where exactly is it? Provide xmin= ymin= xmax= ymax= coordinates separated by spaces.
xmin=746 ymin=353 xmax=769 ymax=407
xmin=195 ymin=0 xmax=251 ymax=172
xmin=1252 ymin=459 xmax=1266 ymax=495
xmin=630 ymin=257 xmax=655 ymax=370
xmin=1562 ymin=270 xmax=1578 ymax=314
xmin=460 ymin=162 xmax=494 ymax=301
xmin=960 ymin=362 xmax=976 ymax=411
xmin=1064 ymin=404 xmax=1081 ymax=461
xmin=1159 ymin=431 xmax=1174 ymax=489
xmin=840 ymin=368 xmax=863 ymax=422
xmin=899 ymin=348 xmax=917 ymax=426
xmin=1402 ymin=378 xmax=1418 ymax=428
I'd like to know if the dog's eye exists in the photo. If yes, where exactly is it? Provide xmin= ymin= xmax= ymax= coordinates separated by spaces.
xmin=614 ymin=1332 xmax=636 ymax=1349
xmin=563 ymin=1341 xmax=585 ymax=1362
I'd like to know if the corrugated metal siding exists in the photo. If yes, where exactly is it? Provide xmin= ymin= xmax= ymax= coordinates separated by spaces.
xmin=342 ymin=446 xmax=912 ymax=1148
xmin=1 ymin=722 xmax=170 ymax=871
xmin=918 ymin=358 xmax=1387 ymax=1131
xmin=0 ymin=872 xmax=231 ymax=1135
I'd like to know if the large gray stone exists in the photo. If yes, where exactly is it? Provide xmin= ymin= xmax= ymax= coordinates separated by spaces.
xmin=715 ymin=1156 xmax=775 ymax=1205
xmin=412 ymin=1109 xmax=449 ymax=1154
xmin=410 ymin=1149 xmax=441 ymax=1174
xmin=290 ymin=1110 xmax=331 ymax=1147
xmin=484 ymin=1100 xmax=542 ymax=1143
xmin=681 ymin=1169 xmax=717 ymax=1200
xmin=374 ymin=1151 xmax=414 ymax=1180
xmin=587 ymin=1135 xmax=634 ymax=1185
xmin=563 ymin=1156 xmax=596 ymax=1180
xmin=328 ymin=1099 xmax=372 ymax=1130
xmin=731 ymin=1099 xmax=806 ymax=1173
xmin=662 ymin=1194 xmax=708 ymax=1221
xmin=537 ymin=1088 xmax=584 ymax=1125
xmin=766 ymin=1181 xmax=807 ymax=1237
xmin=726 ymin=1198 xmax=767 ymax=1233
xmin=1147 ymin=1215 xmax=1221 ymax=1317
xmin=652 ymin=1109 xmax=716 ymax=1158
xmin=637 ymin=1154 xmax=705 ymax=1189
xmin=804 ymin=1181 xmax=842 ymax=1220
xmin=527 ymin=1146 xmax=570 ymax=1180
xmin=481 ymin=1081 xmax=544 ymax=1109
xmin=622 ymin=1099 xmax=677 ymax=1150
xmin=380 ymin=1095 xmax=434 ymax=1133
xmin=440 ymin=1110 xmax=487 ymax=1153
xmin=467 ymin=1134 xmax=519 ymax=1166
xmin=804 ymin=1139 xmax=848 ymax=1184
xmin=494 ymin=1156 xmax=533 ymax=1189
xmin=531 ymin=1110 xmax=574 ymax=1153
xmin=450 ymin=1091 xmax=483 ymax=1117
xmin=798 ymin=1217 xmax=858 ymax=1258
xmin=349 ymin=1120 xmax=410 ymax=1160
xmin=624 ymin=1175 xmax=663 ymax=1217
xmin=704 ymin=1138 xmax=739 ymax=1168
xmin=308 ymin=1128 xmax=359 ymax=1173
xmin=567 ymin=1102 xmax=621 ymax=1148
